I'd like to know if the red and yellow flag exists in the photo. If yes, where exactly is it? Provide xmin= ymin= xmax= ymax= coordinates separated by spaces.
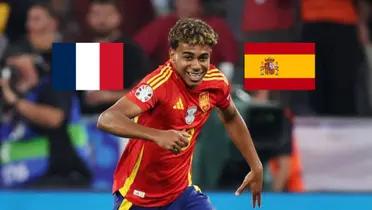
xmin=244 ymin=43 xmax=315 ymax=90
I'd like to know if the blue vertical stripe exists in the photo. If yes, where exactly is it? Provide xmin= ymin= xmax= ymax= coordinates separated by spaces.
xmin=52 ymin=43 xmax=76 ymax=90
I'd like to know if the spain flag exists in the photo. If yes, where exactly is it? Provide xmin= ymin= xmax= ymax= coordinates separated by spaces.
xmin=244 ymin=43 xmax=315 ymax=90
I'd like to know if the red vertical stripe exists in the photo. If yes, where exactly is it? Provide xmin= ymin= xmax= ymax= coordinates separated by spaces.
xmin=100 ymin=43 xmax=124 ymax=90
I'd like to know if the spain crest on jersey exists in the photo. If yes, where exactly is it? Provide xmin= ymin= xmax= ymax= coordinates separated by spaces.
xmin=199 ymin=92 xmax=210 ymax=112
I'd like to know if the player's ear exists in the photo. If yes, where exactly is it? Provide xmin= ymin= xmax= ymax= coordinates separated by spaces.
xmin=169 ymin=48 xmax=176 ymax=63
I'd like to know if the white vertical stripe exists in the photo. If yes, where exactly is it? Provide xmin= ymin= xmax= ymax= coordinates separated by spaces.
xmin=76 ymin=43 xmax=100 ymax=90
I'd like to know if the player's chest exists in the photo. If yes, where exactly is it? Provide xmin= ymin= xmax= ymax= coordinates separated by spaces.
xmin=159 ymin=89 xmax=216 ymax=128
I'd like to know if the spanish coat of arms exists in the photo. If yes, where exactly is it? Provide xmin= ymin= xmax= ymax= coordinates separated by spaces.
xmin=260 ymin=57 xmax=279 ymax=76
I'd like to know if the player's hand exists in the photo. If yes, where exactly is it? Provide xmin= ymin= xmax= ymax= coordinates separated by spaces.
xmin=235 ymin=169 xmax=263 ymax=208
xmin=154 ymin=130 xmax=190 ymax=154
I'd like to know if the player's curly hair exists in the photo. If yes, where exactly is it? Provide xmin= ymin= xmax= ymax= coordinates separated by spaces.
xmin=168 ymin=18 xmax=218 ymax=49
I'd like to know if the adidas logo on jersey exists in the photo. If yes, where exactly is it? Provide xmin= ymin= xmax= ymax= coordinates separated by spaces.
xmin=173 ymin=98 xmax=184 ymax=110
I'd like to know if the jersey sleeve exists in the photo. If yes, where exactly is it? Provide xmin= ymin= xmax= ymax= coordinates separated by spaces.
xmin=216 ymin=80 xmax=232 ymax=110
xmin=125 ymin=67 xmax=170 ymax=112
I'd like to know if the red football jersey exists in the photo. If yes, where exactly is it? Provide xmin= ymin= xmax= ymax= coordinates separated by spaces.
xmin=113 ymin=61 xmax=231 ymax=207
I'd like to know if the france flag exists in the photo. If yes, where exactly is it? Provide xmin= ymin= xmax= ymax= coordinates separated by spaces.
xmin=52 ymin=42 xmax=124 ymax=90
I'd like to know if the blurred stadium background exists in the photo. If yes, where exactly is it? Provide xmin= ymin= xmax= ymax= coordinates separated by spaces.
xmin=1 ymin=0 xmax=372 ymax=209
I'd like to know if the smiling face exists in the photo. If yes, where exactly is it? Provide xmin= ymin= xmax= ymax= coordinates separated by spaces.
xmin=170 ymin=43 xmax=211 ymax=87
xmin=167 ymin=18 xmax=218 ymax=87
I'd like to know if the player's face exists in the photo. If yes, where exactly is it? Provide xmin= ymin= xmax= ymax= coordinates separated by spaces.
xmin=170 ymin=43 xmax=211 ymax=88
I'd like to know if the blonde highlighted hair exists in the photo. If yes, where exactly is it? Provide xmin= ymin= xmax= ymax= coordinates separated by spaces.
xmin=168 ymin=18 xmax=218 ymax=49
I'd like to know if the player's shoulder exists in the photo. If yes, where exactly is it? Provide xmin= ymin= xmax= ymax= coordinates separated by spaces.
xmin=202 ymin=67 xmax=229 ymax=88
xmin=141 ymin=62 xmax=174 ymax=90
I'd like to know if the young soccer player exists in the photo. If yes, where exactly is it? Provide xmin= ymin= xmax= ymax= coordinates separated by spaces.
xmin=97 ymin=18 xmax=263 ymax=210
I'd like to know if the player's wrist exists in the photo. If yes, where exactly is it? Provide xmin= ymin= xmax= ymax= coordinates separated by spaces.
xmin=251 ymin=162 xmax=263 ymax=173
xmin=148 ymin=129 xmax=165 ymax=144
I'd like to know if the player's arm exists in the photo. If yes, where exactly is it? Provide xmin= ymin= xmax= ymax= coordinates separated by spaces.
xmin=97 ymin=96 xmax=189 ymax=153
xmin=217 ymin=100 xmax=263 ymax=208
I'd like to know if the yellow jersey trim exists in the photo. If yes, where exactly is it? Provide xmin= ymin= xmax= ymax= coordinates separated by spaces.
xmin=118 ymin=146 xmax=145 ymax=197
xmin=147 ymin=65 xmax=170 ymax=85
xmin=148 ymin=68 xmax=171 ymax=87
xmin=188 ymin=155 xmax=194 ymax=186
xmin=206 ymin=68 xmax=219 ymax=74
xmin=203 ymin=76 xmax=228 ymax=84
xmin=204 ymin=73 xmax=224 ymax=78
xmin=119 ymin=199 xmax=133 ymax=210
xmin=151 ymin=70 xmax=173 ymax=90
